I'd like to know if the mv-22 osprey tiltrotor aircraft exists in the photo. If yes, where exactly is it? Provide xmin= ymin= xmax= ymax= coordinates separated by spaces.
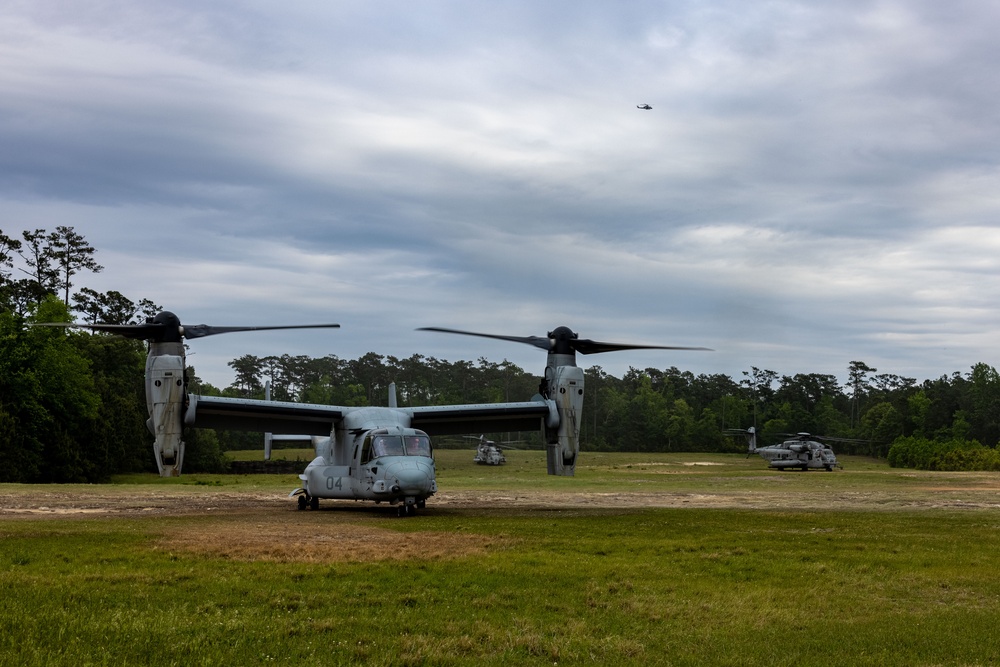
xmin=46 ymin=312 xmax=708 ymax=516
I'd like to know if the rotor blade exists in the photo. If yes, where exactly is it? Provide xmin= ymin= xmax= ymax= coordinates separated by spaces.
xmin=573 ymin=339 xmax=712 ymax=355
xmin=811 ymin=435 xmax=870 ymax=444
xmin=775 ymin=432 xmax=868 ymax=444
xmin=419 ymin=326 xmax=712 ymax=355
xmin=417 ymin=327 xmax=552 ymax=351
xmin=30 ymin=322 xmax=167 ymax=340
xmin=182 ymin=323 xmax=340 ymax=339
xmin=32 ymin=318 xmax=340 ymax=342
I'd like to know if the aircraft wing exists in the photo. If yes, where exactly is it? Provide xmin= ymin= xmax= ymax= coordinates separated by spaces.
xmin=186 ymin=394 xmax=344 ymax=436
xmin=405 ymin=399 xmax=554 ymax=436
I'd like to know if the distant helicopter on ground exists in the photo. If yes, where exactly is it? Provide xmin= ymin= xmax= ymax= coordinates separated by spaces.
xmin=39 ymin=313 xmax=709 ymax=516
xmin=727 ymin=427 xmax=845 ymax=471
xmin=637 ymin=104 xmax=652 ymax=110
xmin=467 ymin=435 xmax=520 ymax=466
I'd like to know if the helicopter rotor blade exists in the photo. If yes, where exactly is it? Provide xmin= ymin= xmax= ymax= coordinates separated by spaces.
xmin=418 ymin=325 xmax=711 ymax=356
xmin=775 ymin=432 xmax=869 ymax=444
xmin=813 ymin=436 xmax=869 ymax=444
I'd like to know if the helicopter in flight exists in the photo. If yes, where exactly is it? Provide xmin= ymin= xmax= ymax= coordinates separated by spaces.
xmin=42 ymin=312 xmax=708 ymax=515
xmin=727 ymin=427 xmax=844 ymax=471
xmin=636 ymin=104 xmax=652 ymax=110
xmin=467 ymin=435 xmax=521 ymax=466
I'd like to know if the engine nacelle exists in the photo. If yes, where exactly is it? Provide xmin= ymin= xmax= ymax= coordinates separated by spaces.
xmin=145 ymin=346 xmax=186 ymax=477
xmin=546 ymin=363 xmax=585 ymax=476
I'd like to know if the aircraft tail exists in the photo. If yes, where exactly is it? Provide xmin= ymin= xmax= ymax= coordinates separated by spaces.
xmin=724 ymin=427 xmax=757 ymax=455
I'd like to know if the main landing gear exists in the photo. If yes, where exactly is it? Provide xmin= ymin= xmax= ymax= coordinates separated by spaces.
xmin=295 ymin=494 xmax=427 ymax=516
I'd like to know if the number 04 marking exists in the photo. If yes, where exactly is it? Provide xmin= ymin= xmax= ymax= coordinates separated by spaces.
xmin=326 ymin=476 xmax=343 ymax=490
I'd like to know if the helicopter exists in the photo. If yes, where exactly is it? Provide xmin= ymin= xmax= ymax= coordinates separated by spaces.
xmin=727 ymin=427 xmax=843 ymax=471
xmin=637 ymin=104 xmax=652 ymax=110
xmin=41 ymin=312 xmax=708 ymax=515
xmin=467 ymin=435 xmax=520 ymax=466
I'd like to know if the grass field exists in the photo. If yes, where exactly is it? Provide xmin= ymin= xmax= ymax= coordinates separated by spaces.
xmin=2 ymin=451 xmax=1000 ymax=665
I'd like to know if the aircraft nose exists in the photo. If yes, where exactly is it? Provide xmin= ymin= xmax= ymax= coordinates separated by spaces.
xmin=388 ymin=462 xmax=434 ymax=495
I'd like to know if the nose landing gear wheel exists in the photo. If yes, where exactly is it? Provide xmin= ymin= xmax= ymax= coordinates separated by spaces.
xmin=297 ymin=495 xmax=308 ymax=511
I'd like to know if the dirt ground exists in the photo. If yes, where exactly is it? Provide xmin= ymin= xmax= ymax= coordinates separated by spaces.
xmin=3 ymin=477 xmax=1000 ymax=518
xmin=4 ymin=478 xmax=1000 ymax=562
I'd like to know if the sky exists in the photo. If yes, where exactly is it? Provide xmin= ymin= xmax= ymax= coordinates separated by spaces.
xmin=2 ymin=0 xmax=999 ymax=391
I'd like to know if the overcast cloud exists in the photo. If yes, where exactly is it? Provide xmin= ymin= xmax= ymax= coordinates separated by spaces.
xmin=2 ymin=1 xmax=999 ymax=389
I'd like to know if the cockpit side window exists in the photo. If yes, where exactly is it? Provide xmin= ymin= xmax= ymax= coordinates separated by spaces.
xmin=360 ymin=438 xmax=373 ymax=464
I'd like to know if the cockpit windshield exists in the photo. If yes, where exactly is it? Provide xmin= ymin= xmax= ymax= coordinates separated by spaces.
xmin=368 ymin=434 xmax=433 ymax=459
xmin=371 ymin=435 xmax=405 ymax=458
xmin=404 ymin=435 xmax=432 ymax=457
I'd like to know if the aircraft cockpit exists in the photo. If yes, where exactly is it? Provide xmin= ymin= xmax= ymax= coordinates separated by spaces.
xmin=361 ymin=432 xmax=433 ymax=463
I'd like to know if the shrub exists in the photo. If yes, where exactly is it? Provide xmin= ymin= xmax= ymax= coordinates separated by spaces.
xmin=887 ymin=436 xmax=987 ymax=470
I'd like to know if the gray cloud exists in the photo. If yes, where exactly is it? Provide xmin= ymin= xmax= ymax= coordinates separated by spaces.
xmin=2 ymin=0 xmax=999 ymax=388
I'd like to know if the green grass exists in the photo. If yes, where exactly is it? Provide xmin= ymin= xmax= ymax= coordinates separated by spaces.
xmin=159 ymin=448 xmax=901 ymax=496
xmin=3 ymin=452 xmax=1000 ymax=665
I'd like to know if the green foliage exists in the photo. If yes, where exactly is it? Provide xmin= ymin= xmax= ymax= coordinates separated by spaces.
xmin=887 ymin=436 xmax=987 ymax=470
xmin=1 ymin=227 xmax=154 ymax=481
xmin=0 ymin=300 xmax=103 ymax=482
xmin=966 ymin=362 xmax=1000 ymax=445
xmin=861 ymin=402 xmax=903 ymax=456
xmin=907 ymin=390 xmax=932 ymax=438
xmin=70 ymin=331 xmax=153 ymax=476
xmin=181 ymin=429 xmax=229 ymax=474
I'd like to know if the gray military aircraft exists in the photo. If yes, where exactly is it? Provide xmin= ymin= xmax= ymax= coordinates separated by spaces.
xmin=468 ymin=435 xmax=519 ymax=466
xmin=637 ymin=104 xmax=652 ymax=110
xmin=45 ymin=313 xmax=708 ymax=515
xmin=728 ymin=427 xmax=843 ymax=471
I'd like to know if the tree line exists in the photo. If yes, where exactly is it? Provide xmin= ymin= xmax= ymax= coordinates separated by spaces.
xmin=3 ymin=226 xmax=1000 ymax=482
xmin=204 ymin=352 xmax=1000 ymax=461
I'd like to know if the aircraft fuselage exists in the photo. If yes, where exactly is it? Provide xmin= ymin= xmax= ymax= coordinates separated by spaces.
xmin=755 ymin=440 xmax=838 ymax=471
xmin=292 ymin=407 xmax=437 ymax=514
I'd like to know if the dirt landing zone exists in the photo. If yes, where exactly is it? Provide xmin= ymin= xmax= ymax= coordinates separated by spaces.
xmin=4 ymin=481 xmax=1000 ymax=563
xmin=4 ymin=480 xmax=1000 ymax=519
